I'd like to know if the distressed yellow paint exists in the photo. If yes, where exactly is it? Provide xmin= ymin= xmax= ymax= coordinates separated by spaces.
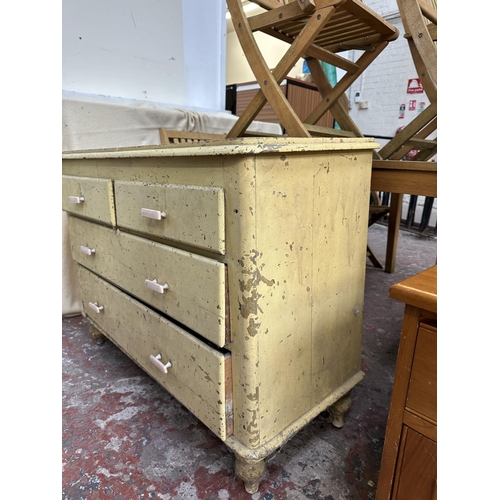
xmin=62 ymin=175 xmax=116 ymax=226
xmin=63 ymin=137 xmax=377 ymax=458
xmin=78 ymin=266 xmax=232 ymax=440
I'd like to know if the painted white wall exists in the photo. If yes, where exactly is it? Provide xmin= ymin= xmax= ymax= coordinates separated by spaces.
xmin=62 ymin=0 xmax=226 ymax=111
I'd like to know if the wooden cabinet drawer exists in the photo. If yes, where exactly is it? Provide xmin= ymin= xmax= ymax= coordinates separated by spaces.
xmin=78 ymin=266 xmax=233 ymax=441
xmin=393 ymin=427 xmax=437 ymax=500
xmin=62 ymin=175 xmax=116 ymax=225
xmin=68 ymin=216 xmax=229 ymax=347
xmin=406 ymin=324 xmax=437 ymax=423
xmin=114 ymin=180 xmax=225 ymax=254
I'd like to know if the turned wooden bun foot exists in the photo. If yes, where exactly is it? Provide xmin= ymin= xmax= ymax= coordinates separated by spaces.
xmin=234 ymin=456 xmax=266 ymax=494
xmin=328 ymin=392 xmax=352 ymax=428
xmin=89 ymin=323 xmax=106 ymax=344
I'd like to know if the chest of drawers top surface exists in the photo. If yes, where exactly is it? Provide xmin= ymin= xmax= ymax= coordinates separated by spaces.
xmin=62 ymin=137 xmax=379 ymax=159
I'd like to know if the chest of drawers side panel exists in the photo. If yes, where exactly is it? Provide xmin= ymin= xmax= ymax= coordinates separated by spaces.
xmin=309 ymin=151 xmax=370 ymax=399
xmin=248 ymin=150 xmax=371 ymax=443
xmin=78 ymin=265 xmax=231 ymax=440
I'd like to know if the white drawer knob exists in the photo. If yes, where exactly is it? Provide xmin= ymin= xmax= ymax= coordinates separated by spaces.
xmin=88 ymin=302 xmax=104 ymax=314
xmin=149 ymin=354 xmax=172 ymax=374
xmin=80 ymin=245 xmax=96 ymax=256
xmin=68 ymin=195 xmax=85 ymax=204
xmin=145 ymin=278 xmax=169 ymax=294
xmin=141 ymin=208 xmax=166 ymax=220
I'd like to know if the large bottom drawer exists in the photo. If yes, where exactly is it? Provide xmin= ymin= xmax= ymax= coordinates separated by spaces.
xmin=78 ymin=265 xmax=233 ymax=440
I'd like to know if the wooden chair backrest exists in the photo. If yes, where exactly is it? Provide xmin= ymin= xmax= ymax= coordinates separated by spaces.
xmin=159 ymin=129 xmax=226 ymax=145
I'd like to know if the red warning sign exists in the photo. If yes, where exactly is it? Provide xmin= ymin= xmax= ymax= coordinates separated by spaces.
xmin=407 ymin=78 xmax=424 ymax=94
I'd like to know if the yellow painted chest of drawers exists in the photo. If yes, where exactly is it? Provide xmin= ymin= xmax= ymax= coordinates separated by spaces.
xmin=62 ymin=137 xmax=377 ymax=492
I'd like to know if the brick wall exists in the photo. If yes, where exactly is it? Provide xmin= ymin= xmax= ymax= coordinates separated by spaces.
xmin=345 ymin=15 xmax=432 ymax=148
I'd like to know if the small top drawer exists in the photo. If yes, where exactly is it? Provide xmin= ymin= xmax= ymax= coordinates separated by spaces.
xmin=62 ymin=175 xmax=116 ymax=226
xmin=114 ymin=181 xmax=225 ymax=254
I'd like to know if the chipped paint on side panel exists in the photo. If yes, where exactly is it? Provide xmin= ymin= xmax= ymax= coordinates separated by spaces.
xmin=221 ymin=155 xmax=263 ymax=450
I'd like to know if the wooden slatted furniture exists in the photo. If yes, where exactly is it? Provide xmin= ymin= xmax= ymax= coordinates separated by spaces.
xmin=372 ymin=0 xmax=437 ymax=272
xmin=62 ymin=137 xmax=378 ymax=493
xmin=159 ymin=128 xmax=226 ymax=144
xmin=376 ymin=265 xmax=437 ymax=499
xmin=225 ymin=0 xmax=399 ymax=139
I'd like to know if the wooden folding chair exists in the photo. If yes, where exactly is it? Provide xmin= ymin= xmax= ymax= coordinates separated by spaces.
xmin=371 ymin=0 xmax=437 ymax=272
xmin=376 ymin=0 xmax=436 ymax=162
xmin=225 ymin=0 xmax=399 ymax=139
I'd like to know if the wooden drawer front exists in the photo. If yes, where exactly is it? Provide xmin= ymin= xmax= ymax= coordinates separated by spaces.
xmin=393 ymin=427 xmax=437 ymax=500
xmin=62 ymin=175 xmax=116 ymax=225
xmin=406 ymin=324 xmax=437 ymax=423
xmin=78 ymin=266 xmax=233 ymax=441
xmin=68 ymin=216 xmax=228 ymax=347
xmin=114 ymin=180 xmax=225 ymax=254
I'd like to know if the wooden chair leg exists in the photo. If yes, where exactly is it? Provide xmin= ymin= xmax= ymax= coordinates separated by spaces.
xmin=405 ymin=195 xmax=418 ymax=228
xmin=367 ymin=244 xmax=383 ymax=269
xmin=385 ymin=193 xmax=403 ymax=273
xmin=419 ymin=196 xmax=434 ymax=232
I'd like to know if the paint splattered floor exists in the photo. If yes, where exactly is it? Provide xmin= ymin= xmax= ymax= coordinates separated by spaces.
xmin=62 ymin=223 xmax=437 ymax=499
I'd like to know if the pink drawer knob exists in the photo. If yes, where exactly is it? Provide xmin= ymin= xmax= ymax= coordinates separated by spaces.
xmin=88 ymin=302 xmax=104 ymax=314
xmin=80 ymin=245 xmax=96 ymax=256
xmin=149 ymin=354 xmax=172 ymax=374
xmin=141 ymin=208 xmax=166 ymax=220
xmin=68 ymin=195 xmax=85 ymax=204
xmin=145 ymin=278 xmax=169 ymax=294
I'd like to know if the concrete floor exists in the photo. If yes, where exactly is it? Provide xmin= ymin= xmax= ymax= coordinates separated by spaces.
xmin=62 ymin=223 xmax=437 ymax=500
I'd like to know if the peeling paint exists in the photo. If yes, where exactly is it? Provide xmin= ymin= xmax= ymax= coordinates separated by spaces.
xmin=246 ymin=317 xmax=261 ymax=337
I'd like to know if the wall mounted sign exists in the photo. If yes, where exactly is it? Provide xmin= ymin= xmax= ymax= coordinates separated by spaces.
xmin=407 ymin=78 xmax=424 ymax=94
xmin=399 ymin=104 xmax=406 ymax=119
xmin=418 ymin=101 xmax=426 ymax=113
xmin=409 ymin=100 xmax=416 ymax=111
